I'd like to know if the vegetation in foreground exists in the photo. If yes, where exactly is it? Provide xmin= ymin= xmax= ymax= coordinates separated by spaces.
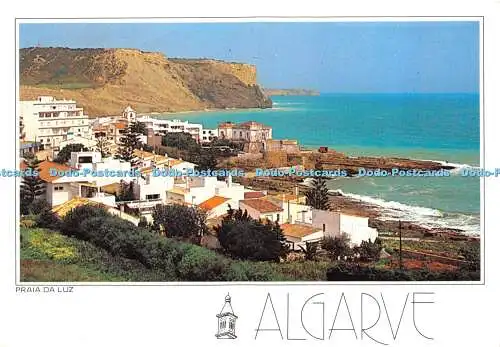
xmin=19 ymin=201 xmax=480 ymax=282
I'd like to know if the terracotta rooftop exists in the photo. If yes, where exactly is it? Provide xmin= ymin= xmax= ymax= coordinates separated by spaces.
xmin=281 ymin=223 xmax=320 ymax=238
xmin=52 ymin=197 xmax=104 ymax=217
xmin=133 ymin=149 xmax=155 ymax=159
xmin=114 ymin=122 xmax=128 ymax=130
xmin=37 ymin=161 xmax=72 ymax=183
xmin=240 ymin=198 xmax=283 ymax=213
xmin=198 ymin=196 xmax=230 ymax=211
xmin=244 ymin=191 xmax=266 ymax=199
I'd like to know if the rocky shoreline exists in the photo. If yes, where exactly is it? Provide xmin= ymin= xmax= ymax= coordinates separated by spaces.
xmin=234 ymin=174 xmax=477 ymax=243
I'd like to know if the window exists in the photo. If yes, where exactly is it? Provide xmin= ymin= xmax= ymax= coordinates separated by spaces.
xmin=146 ymin=194 xmax=160 ymax=200
xmin=54 ymin=186 xmax=64 ymax=191
xmin=229 ymin=320 xmax=234 ymax=330
xmin=78 ymin=156 xmax=93 ymax=164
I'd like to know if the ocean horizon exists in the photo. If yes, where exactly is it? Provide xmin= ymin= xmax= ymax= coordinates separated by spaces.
xmin=156 ymin=93 xmax=481 ymax=234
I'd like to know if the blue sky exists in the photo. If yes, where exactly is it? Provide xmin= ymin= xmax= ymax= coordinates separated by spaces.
xmin=19 ymin=21 xmax=479 ymax=93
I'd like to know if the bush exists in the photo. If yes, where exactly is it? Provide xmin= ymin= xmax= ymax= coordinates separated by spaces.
xmin=326 ymin=262 xmax=480 ymax=281
xmin=217 ymin=219 xmax=282 ymax=261
xmin=80 ymin=216 xmax=147 ymax=258
xmin=458 ymin=242 xmax=480 ymax=271
xmin=36 ymin=208 xmax=61 ymax=229
xmin=29 ymin=199 xmax=51 ymax=215
xmin=356 ymin=238 xmax=383 ymax=262
xmin=176 ymin=245 xmax=229 ymax=281
xmin=152 ymin=204 xmax=208 ymax=241
xmin=60 ymin=205 xmax=111 ymax=238
xmin=322 ymin=234 xmax=351 ymax=259
xmin=226 ymin=262 xmax=282 ymax=281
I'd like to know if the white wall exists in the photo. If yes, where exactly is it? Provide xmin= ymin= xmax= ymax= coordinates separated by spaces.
xmin=215 ymin=184 xmax=245 ymax=202
xmin=46 ymin=182 xmax=73 ymax=207
xmin=312 ymin=209 xmax=341 ymax=238
xmin=134 ymin=175 xmax=174 ymax=202
xmin=282 ymin=201 xmax=313 ymax=224
xmin=340 ymin=214 xmax=378 ymax=246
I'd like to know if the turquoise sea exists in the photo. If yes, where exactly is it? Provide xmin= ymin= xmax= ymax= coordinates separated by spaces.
xmin=156 ymin=94 xmax=481 ymax=234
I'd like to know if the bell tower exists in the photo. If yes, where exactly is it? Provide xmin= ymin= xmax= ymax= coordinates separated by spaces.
xmin=216 ymin=293 xmax=237 ymax=339
xmin=122 ymin=106 xmax=137 ymax=123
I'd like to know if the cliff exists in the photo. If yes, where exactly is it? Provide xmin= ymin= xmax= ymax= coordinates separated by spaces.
xmin=19 ymin=47 xmax=272 ymax=116
xmin=264 ymin=88 xmax=320 ymax=96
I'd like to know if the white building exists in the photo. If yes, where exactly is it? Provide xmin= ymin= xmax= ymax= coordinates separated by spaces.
xmin=239 ymin=198 xmax=284 ymax=223
xmin=201 ymin=128 xmax=218 ymax=143
xmin=20 ymin=96 xmax=91 ymax=149
xmin=197 ymin=175 xmax=245 ymax=218
xmin=218 ymin=121 xmax=272 ymax=142
xmin=24 ymin=152 xmax=133 ymax=208
xmin=282 ymin=209 xmax=379 ymax=250
xmin=136 ymin=116 xmax=204 ymax=143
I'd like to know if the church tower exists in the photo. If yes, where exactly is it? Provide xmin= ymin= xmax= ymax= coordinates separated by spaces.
xmin=216 ymin=293 xmax=237 ymax=339
xmin=122 ymin=106 xmax=137 ymax=123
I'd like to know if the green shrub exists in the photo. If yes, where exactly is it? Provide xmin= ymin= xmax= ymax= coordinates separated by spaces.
xmin=60 ymin=205 xmax=111 ymax=238
xmin=176 ymin=245 xmax=229 ymax=281
xmin=216 ymin=209 xmax=285 ymax=262
xmin=226 ymin=262 xmax=283 ymax=281
xmin=326 ymin=262 xmax=480 ymax=281
xmin=36 ymin=208 xmax=61 ymax=229
xmin=152 ymin=204 xmax=208 ymax=241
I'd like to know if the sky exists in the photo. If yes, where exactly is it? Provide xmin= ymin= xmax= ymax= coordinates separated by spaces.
xmin=19 ymin=21 xmax=480 ymax=93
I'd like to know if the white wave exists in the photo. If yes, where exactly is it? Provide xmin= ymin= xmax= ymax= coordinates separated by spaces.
xmin=417 ymin=159 xmax=480 ymax=174
xmin=329 ymin=189 xmax=480 ymax=235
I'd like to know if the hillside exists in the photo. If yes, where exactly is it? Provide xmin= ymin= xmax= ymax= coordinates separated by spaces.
xmin=19 ymin=47 xmax=272 ymax=116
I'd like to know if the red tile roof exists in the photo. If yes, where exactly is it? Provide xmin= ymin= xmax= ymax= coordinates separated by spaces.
xmin=37 ymin=161 xmax=72 ymax=183
xmin=281 ymin=223 xmax=320 ymax=238
xmin=240 ymin=198 xmax=282 ymax=213
xmin=199 ymin=196 xmax=230 ymax=210
xmin=244 ymin=191 xmax=266 ymax=199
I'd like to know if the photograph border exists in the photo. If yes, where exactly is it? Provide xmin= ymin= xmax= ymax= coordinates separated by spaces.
xmin=14 ymin=15 xmax=485 ymax=286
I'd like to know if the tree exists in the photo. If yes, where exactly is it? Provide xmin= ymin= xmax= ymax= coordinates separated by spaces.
xmin=20 ymin=159 xmax=45 ymax=215
xmin=162 ymin=132 xmax=199 ymax=152
xmin=299 ymin=241 xmax=318 ymax=261
xmin=95 ymin=135 xmax=111 ymax=158
xmin=54 ymin=144 xmax=88 ymax=164
xmin=270 ymin=220 xmax=289 ymax=259
xmin=152 ymin=204 xmax=208 ymax=242
xmin=36 ymin=206 xmax=61 ymax=229
xmin=305 ymin=177 xmax=330 ymax=210
xmin=116 ymin=125 xmax=142 ymax=163
xmin=215 ymin=208 xmax=284 ymax=261
xmin=322 ymin=234 xmax=351 ymax=260
xmin=356 ymin=238 xmax=383 ymax=262
xmin=130 ymin=121 xmax=147 ymax=136
xmin=116 ymin=180 xmax=135 ymax=202
xmin=194 ymin=148 xmax=218 ymax=171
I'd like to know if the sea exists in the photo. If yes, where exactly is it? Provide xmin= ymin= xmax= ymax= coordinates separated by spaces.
xmin=155 ymin=93 xmax=481 ymax=235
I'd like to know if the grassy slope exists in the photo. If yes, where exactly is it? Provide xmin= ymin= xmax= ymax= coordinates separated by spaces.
xmin=20 ymin=228 xmax=172 ymax=282
xmin=20 ymin=227 xmax=333 ymax=282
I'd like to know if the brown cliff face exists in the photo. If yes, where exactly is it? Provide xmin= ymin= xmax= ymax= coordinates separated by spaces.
xmin=19 ymin=47 xmax=272 ymax=116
